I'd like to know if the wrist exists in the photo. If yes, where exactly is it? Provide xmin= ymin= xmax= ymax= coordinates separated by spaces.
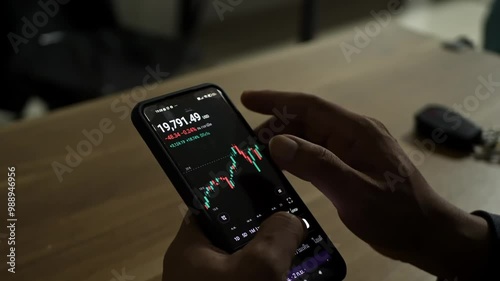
xmin=409 ymin=198 xmax=492 ymax=280
xmin=441 ymin=210 xmax=491 ymax=280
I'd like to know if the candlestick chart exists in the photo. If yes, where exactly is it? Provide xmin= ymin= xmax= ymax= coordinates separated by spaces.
xmin=200 ymin=144 xmax=264 ymax=210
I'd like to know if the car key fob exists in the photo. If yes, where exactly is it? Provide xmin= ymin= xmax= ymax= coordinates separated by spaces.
xmin=415 ymin=105 xmax=483 ymax=152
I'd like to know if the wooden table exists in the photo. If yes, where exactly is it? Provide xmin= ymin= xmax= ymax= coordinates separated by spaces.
xmin=1 ymin=25 xmax=500 ymax=281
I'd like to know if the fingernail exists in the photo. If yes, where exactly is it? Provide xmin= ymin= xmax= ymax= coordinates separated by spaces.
xmin=270 ymin=135 xmax=298 ymax=162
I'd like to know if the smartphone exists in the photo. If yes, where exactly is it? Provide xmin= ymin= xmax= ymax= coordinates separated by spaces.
xmin=132 ymin=84 xmax=346 ymax=281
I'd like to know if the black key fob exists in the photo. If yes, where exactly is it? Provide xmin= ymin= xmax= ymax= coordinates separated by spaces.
xmin=415 ymin=105 xmax=483 ymax=152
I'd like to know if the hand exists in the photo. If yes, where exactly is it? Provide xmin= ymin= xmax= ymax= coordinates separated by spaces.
xmin=242 ymin=91 xmax=492 ymax=280
xmin=163 ymin=212 xmax=305 ymax=281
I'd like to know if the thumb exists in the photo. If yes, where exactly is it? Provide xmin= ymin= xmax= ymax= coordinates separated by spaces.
xmin=269 ymin=135 xmax=356 ymax=201
xmin=234 ymin=212 xmax=305 ymax=280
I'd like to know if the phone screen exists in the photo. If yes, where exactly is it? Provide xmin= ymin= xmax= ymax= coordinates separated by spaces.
xmin=142 ymin=86 xmax=345 ymax=281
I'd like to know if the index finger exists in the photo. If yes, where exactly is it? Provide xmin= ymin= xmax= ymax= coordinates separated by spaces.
xmin=242 ymin=90 xmax=363 ymax=153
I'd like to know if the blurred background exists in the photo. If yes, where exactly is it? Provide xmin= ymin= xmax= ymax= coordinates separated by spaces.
xmin=2 ymin=0 xmax=496 ymax=125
